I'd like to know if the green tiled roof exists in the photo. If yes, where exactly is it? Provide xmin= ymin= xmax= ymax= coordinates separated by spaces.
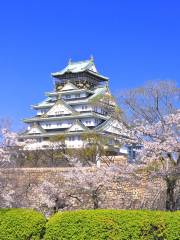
xmin=45 ymin=88 xmax=93 ymax=97
xmin=88 ymin=86 xmax=106 ymax=100
xmin=32 ymin=86 xmax=107 ymax=109
xmin=51 ymin=58 xmax=108 ymax=80
xmin=22 ymin=130 xmax=119 ymax=139
xmin=32 ymin=98 xmax=54 ymax=109
xmin=45 ymin=98 xmax=78 ymax=115
xmin=23 ymin=112 xmax=109 ymax=123
xmin=66 ymin=119 xmax=90 ymax=132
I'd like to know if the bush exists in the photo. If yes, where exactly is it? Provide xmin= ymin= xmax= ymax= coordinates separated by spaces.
xmin=0 ymin=208 xmax=46 ymax=240
xmin=0 ymin=209 xmax=179 ymax=239
xmin=45 ymin=210 xmax=180 ymax=240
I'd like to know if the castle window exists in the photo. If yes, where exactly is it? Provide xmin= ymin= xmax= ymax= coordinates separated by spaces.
xmin=82 ymin=105 xmax=88 ymax=110
xmin=55 ymin=111 xmax=64 ymax=115
xmin=69 ymin=136 xmax=75 ymax=141
xmin=75 ymin=94 xmax=80 ymax=98
xmin=77 ymin=136 xmax=81 ymax=140
xmin=95 ymin=119 xmax=99 ymax=124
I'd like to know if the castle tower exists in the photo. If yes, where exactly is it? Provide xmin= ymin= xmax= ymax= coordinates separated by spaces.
xmin=22 ymin=58 xmax=123 ymax=153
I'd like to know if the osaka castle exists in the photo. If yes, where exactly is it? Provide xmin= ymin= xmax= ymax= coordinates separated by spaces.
xmin=22 ymin=57 xmax=125 ymax=153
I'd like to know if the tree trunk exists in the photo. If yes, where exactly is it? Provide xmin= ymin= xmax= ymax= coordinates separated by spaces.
xmin=92 ymin=190 xmax=99 ymax=209
xmin=165 ymin=176 xmax=177 ymax=211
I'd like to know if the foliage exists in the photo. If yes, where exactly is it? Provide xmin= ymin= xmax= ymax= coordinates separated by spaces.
xmin=45 ymin=209 xmax=180 ymax=240
xmin=0 ymin=126 xmax=19 ymax=167
xmin=90 ymin=85 xmax=122 ymax=119
xmin=0 ymin=209 xmax=179 ymax=240
xmin=66 ymin=132 xmax=108 ymax=165
xmin=0 ymin=208 xmax=46 ymax=240
xmin=81 ymin=132 xmax=106 ymax=164
xmin=0 ymin=125 xmax=69 ymax=167
xmin=49 ymin=134 xmax=65 ymax=143
xmin=63 ymin=166 xmax=118 ymax=209
xmin=119 ymin=80 xmax=180 ymax=210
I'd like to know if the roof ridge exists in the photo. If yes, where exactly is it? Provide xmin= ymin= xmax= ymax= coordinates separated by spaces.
xmin=56 ymin=98 xmax=78 ymax=114
xmin=70 ymin=59 xmax=91 ymax=65
xmin=51 ymin=57 xmax=104 ymax=77
xmin=66 ymin=119 xmax=89 ymax=132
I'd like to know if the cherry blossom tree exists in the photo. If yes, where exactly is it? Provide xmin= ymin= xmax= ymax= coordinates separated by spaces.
xmin=0 ymin=122 xmax=41 ymax=167
xmin=28 ymin=166 xmax=122 ymax=214
xmin=26 ymin=167 xmax=114 ymax=214
xmin=134 ymin=111 xmax=180 ymax=210
xmin=119 ymin=80 xmax=180 ymax=210
xmin=63 ymin=165 xmax=136 ymax=209
xmin=0 ymin=127 xmax=20 ymax=167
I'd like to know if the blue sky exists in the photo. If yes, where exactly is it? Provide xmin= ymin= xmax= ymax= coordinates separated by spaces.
xmin=0 ymin=0 xmax=180 ymax=130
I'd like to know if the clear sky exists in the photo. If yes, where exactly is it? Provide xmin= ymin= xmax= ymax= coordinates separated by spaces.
xmin=0 ymin=0 xmax=180 ymax=130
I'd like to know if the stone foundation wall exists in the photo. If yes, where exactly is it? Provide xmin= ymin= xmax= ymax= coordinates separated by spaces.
xmin=0 ymin=167 xmax=169 ymax=214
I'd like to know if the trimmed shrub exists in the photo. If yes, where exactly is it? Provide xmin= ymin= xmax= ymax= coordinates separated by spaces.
xmin=45 ymin=210 xmax=180 ymax=240
xmin=0 ymin=208 xmax=46 ymax=240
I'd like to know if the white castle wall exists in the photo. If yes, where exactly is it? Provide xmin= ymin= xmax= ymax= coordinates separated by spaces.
xmin=72 ymin=104 xmax=92 ymax=112
xmin=62 ymin=92 xmax=88 ymax=100
xmin=39 ymin=118 xmax=99 ymax=130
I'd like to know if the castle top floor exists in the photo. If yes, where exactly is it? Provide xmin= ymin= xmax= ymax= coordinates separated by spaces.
xmin=51 ymin=57 xmax=109 ymax=91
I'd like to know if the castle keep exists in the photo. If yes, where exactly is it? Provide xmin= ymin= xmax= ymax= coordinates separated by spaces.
xmin=23 ymin=57 xmax=124 ymax=153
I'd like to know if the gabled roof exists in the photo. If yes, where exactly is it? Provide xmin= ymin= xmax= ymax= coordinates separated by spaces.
xmin=95 ymin=118 xmax=124 ymax=135
xmin=51 ymin=57 xmax=108 ymax=81
xmin=45 ymin=99 xmax=78 ymax=116
xmin=89 ymin=85 xmax=117 ymax=107
xmin=88 ymin=86 xmax=106 ymax=100
xmin=66 ymin=119 xmax=89 ymax=132
xmin=60 ymin=81 xmax=78 ymax=91
xmin=27 ymin=123 xmax=46 ymax=135
xmin=23 ymin=112 xmax=109 ymax=123
xmin=52 ymin=58 xmax=96 ymax=76
xmin=32 ymin=98 xmax=54 ymax=109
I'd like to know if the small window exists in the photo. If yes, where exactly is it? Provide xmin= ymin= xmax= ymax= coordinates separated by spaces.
xmin=55 ymin=111 xmax=64 ymax=115
xmin=69 ymin=136 xmax=75 ymax=141
xmin=66 ymin=95 xmax=71 ymax=99
xmin=85 ymin=120 xmax=91 ymax=125
xmin=95 ymin=119 xmax=99 ymax=124
xmin=132 ymin=151 xmax=136 ymax=159
xmin=82 ymin=105 xmax=88 ymax=110
xmin=75 ymin=94 xmax=80 ymax=98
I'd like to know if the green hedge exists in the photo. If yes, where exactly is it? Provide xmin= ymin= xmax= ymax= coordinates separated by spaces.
xmin=0 ymin=209 xmax=179 ymax=239
xmin=45 ymin=210 xmax=180 ymax=240
xmin=0 ymin=209 xmax=46 ymax=240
